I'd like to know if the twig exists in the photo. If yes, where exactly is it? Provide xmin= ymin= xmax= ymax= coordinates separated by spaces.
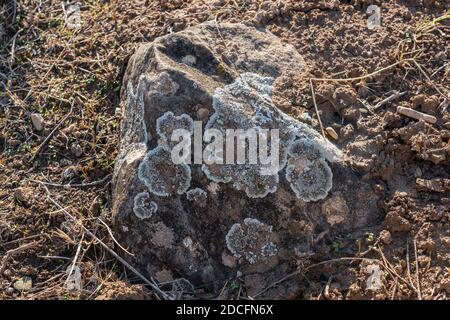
xmin=0 ymin=240 xmax=43 ymax=274
xmin=309 ymin=78 xmax=326 ymax=137
xmin=308 ymin=58 xmax=415 ymax=138
xmin=39 ymin=183 xmax=172 ymax=300
xmin=30 ymin=174 xmax=112 ymax=189
xmin=65 ymin=232 xmax=84 ymax=288
xmin=250 ymin=257 xmax=379 ymax=298
xmin=29 ymin=104 xmax=74 ymax=163
xmin=373 ymin=91 xmax=408 ymax=110
xmin=96 ymin=217 xmax=134 ymax=256
xmin=413 ymin=240 xmax=422 ymax=300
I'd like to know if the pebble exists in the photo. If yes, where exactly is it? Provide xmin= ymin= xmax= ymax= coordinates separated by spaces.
xmin=13 ymin=276 xmax=32 ymax=292
xmin=30 ymin=113 xmax=44 ymax=131
xmin=197 ymin=108 xmax=210 ymax=120
xmin=366 ymin=264 xmax=383 ymax=291
xmin=5 ymin=287 xmax=15 ymax=295
xmin=326 ymin=127 xmax=338 ymax=140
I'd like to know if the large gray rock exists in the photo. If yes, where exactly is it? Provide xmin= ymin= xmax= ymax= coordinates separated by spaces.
xmin=112 ymin=22 xmax=381 ymax=298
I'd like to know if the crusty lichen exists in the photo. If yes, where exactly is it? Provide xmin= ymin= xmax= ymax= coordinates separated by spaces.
xmin=225 ymin=218 xmax=277 ymax=264
xmin=138 ymin=145 xmax=191 ymax=197
xmin=133 ymin=192 xmax=158 ymax=219
xmin=202 ymin=72 xmax=340 ymax=200
xmin=121 ymin=76 xmax=150 ymax=147
xmin=138 ymin=110 xmax=194 ymax=196
xmin=286 ymin=159 xmax=332 ymax=202
xmin=156 ymin=111 xmax=194 ymax=148
xmin=285 ymin=139 xmax=333 ymax=202
xmin=186 ymin=188 xmax=208 ymax=207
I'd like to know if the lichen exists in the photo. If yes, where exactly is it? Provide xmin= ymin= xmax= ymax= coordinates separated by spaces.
xmin=225 ymin=218 xmax=277 ymax=264
xmin=202 ymin=72 xmax=340 ymax=200
xmin=133 ymin=192 xmax=158 ymax=219
xmin=156 ymin=111 xmax=194 ymax=148
xmin=138 ymin=145 xmax=191 ymax=197
xmin=151 ymin=222 xmax=175 ymax=248
xmin=286 ymin=157 xmax=333 ymax=202
xmin=186 ymin=188 xmax=208 ymax=207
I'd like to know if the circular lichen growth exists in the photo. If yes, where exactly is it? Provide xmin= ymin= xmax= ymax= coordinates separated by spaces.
xmin=225 ymin=218 xmax=277 ymax=264
xmin=138 ymin=145 xmax=191 ymax=197
xmin=133 ymin=192 xmax=158 ymax=219
xmin=186 ymin=188 xmax=208 ymax=207
xmin=156 ymin=111 xmax=194 ymax=147
xmin=288 ymin=138 xmax=323 ymax=161
xmin=286 ymin=158 xmax=333 ymax=202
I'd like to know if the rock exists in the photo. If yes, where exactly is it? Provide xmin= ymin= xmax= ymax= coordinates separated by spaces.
xmin=385 ymin=211 xmax=411 ymax=233
xmin=112 ymin=22 xmax=381 ymax=295
xmin=5 ymin=287 xmax=15 ymax=295
xmin=325 ymin=127 xmax=338 ymax=140
xmin=13 ymin=276 xmax=32 ymax=292
xmin=30 ymin=113 xmax=44 ymax=131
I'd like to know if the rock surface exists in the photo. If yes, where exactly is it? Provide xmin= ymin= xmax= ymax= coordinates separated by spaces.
xmin=112 ymin=22 xmax=381 ymax=298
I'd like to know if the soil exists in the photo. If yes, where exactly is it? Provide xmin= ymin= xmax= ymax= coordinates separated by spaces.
xmin=0 ymin=0 xmax=449 ymax=300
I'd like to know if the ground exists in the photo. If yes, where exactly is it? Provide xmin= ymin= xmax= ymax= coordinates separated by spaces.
xmin=0 ymin=0 xmax=449 ymax=300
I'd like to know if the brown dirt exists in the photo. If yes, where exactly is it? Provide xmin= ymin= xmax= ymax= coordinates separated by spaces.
xmin=0 ymin=0 xmax=449 ymax=300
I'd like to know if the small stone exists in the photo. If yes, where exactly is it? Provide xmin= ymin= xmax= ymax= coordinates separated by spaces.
xmin=379 ymin=229 xmax=392 ymax=245
xmin=13 ymin=276 xmax=32 ymax=292
xmin=366 ymin=264 xmax=382 ymax=291
xmin=5 ymin=287 xmax=15 ymax=295
xmin=444 ymin=122 xmax=450 ymax=130
xmin=30 ymin=113 xmax=44 ymax=131
xmin=70 ymin=143 xmax=83 ymax=158
xmin=325 ymin=127 xmax=338 ymax=140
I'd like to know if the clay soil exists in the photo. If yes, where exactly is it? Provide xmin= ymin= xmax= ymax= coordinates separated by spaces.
xmin=0 ymin=0 xmax=449 ymax=300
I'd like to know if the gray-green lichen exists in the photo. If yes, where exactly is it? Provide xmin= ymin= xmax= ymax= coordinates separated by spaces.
xmin=133 ymin=192 xmax=158 ymax=219
xmin=156 ymin=111 xmax=194 ymax=148
xmin=202 ymin=72 xmax=339 ymax=200
xmin=138 ymin=145 xmax=191 ymax=197
xmin=138 ymin=110 xmax=194 ymax=197
xmin=285 ymin=139 xmax=333 ymax=202
xmin=225 ymin=218 xmax=277 ymax=264
xmin=186 ymin=188 xmax=208 ymax=207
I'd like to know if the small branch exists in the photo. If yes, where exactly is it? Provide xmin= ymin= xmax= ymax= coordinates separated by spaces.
xmin=29 ymin=104 xmax=74 ymax=163
xmin=38 ymin=183 xmax=172 ymax=300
